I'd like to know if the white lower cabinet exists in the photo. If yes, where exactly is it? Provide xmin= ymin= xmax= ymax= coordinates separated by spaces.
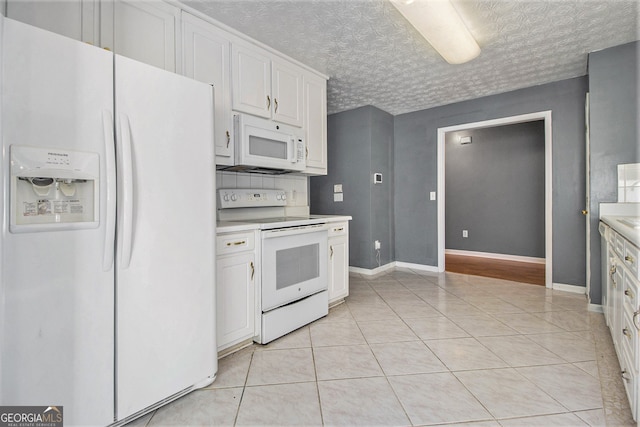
xmin=328 ymin=222 xmax=349 ymax=304
xmin=605 ymin=226 xmax=639 ymax=421
xmin=216 ymin=230 xmax=257 ymax=352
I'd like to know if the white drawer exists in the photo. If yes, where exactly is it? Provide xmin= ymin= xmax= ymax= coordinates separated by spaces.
xmin=615 ymin=232 xmax=626 ymax=258
xmin=621 ymin=344 xmax=638 ymax=421
xmin=622 ymin=309 xmax=639 ymax=371
xmin=328 ymin=222 xmax=348 ymax=237
xmin=623 ymin=274 xmax=639 ymax=317
xmin=217 ymin=231 xmax=255 ymax=256
xmin=624 ymin=241 xmax=639 ymax=279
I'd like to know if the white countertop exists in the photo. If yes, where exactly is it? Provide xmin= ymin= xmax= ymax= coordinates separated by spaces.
xmin=216 ymin=221 xmax=260 ymax=234
xmin=600 ymin=203 xmax=640 ymax=247
xmin=601 ymin=215 xmax=640 ymax=248
xmin=217 ymin=214 xmax=351 ymax=234
xmin=309 ymin=214 xmax=353 ymax=222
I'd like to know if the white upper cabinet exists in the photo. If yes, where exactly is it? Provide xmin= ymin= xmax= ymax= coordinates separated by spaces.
xmin=100 ymin=0 xmax=180 ymax=72
xmin=6 ymin=0 xmax=327 ymax=171
xmin=231 ymin=42 xmax=272 ymax=120
xmin=304 ymin=72 xmax=328 ymax=175
xmin=232 ymin=42 xmax=304 ymax=127
xmin=271 ymin=59 xmax=303 ymax=127
xmin=5 ymin=0 xmax=98 ymax=44
xmin=182 ymin=11 xmax=233 ymax=164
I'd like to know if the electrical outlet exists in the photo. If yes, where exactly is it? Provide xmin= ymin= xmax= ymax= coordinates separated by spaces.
xmin=462 ymin=230 xmax=468 ymax=238
xmin=374 ymin=240 xmax=381 ymax=250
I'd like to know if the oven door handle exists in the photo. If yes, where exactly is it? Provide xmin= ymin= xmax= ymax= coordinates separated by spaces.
xmin=261 ymin=224 xmax=328 ymax=238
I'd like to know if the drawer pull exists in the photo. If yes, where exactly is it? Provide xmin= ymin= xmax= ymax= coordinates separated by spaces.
xmin=334 ymin=227 xmax=344 ymax=232
xmin=330 ymin=245 xmax=334 ymax=259
xmin=250 ymin=261 xmax=255 ymax=280
xmin=226 ymin=240 xmax=247 ymax=247
xmin=622 ymin=370 xmax=631 ymax=382
xmin=625 ymin=255 xmax=635 ymax=264
xmin=624 ymin=289 xmax=635 ymax=300
xmin=622 ymin=327 xmax=631 ymax=338
xmin=634 ymin=310 xmax=640 ymax=330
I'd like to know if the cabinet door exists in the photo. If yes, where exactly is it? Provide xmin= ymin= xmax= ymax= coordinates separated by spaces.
xmin=232 ymin=43 xmax=271 ymax=119
xmin=182 ymin=12 xmax=233 ymax=163
xmin=304 ymin=73 xmax=328 ymax=175
xmin=271 ymin=59 xmax=303 ymax=127
xmin=329 ymin=234 xmax=349 ymax=304
xmin=6 ymin=0 xmax=98 ymax=44
xmin=216 ymin=253 xmax=255 ymax=350
xmin=101 ymin=0 xmax=179 ymax=72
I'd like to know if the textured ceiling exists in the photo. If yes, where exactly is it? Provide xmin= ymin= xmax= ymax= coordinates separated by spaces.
xmin=184 ymin=0 xmax=639 ymax=116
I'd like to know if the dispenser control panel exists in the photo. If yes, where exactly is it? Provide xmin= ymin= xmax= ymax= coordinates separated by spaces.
xmin=10 ymin=145 xmax=100 ymax=232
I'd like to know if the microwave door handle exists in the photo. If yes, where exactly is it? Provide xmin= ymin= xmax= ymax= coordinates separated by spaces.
xmin=289 ymin=137 xmax=296 ymax=163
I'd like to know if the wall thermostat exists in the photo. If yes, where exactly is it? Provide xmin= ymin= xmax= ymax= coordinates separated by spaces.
xmin=373 ymin=173 xmax=383 ymax=184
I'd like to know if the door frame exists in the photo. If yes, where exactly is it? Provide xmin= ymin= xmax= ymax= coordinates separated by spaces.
xmin=436 ymin=111 xmax=553 ymax=288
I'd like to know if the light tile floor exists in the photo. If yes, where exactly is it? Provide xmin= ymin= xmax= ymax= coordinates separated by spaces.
xmin=128 ymin=270 xmax=636 ymax=426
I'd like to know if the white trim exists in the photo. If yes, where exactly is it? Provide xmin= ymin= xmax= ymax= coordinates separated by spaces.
xmin=395 ymin=261 xmax=441 ymax=273
xmin=552 ymin=282 xmax=586 ymax=294
xmin=445 ymin=249 xmax=545 ymax=264
xmin=588 ymin=304 xmax=604 ymax=313
xmin=349 ymin=261 xmax=440 ymax=276
xmin=349 ymin=263 xmax=396 ymax=276
xmin=437 ymin=111 xmax=553 ymax=289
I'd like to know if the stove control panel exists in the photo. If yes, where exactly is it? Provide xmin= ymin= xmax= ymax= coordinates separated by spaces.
xmin=218 ymin=188 xmax=287 ymax=209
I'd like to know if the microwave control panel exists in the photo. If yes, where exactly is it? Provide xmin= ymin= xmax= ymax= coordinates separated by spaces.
xmin=218 ymin=188 xmax=287 ymax=209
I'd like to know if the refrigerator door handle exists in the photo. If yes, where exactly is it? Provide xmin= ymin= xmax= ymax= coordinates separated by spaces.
xmin=118 ymin=114 xmax=134 ymax=269
xmin=102 ymin=110 xmax=116 ymax=271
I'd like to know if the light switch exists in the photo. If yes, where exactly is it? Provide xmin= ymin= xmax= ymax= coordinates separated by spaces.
xmin=334 ymin=184 xmax=343 ymax=193
xmin=334 ymin=193 xmax=344 ymax=202
xmin=430 ymin=191 xmax=436 ymax=201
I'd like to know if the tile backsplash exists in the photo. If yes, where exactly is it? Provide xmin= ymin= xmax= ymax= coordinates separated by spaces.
xmin=618 ymin=163 xmax=640 ymax=203
xmin=216 ymin=171 xmax=309 ymax=207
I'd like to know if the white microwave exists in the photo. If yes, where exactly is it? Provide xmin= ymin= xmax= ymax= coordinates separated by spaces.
xmin=234 ymin=114 xmax=306 ymax=173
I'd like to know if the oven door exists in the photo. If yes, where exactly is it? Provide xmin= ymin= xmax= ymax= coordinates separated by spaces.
xmin=261 ymin=225 xmax=328 ymax=312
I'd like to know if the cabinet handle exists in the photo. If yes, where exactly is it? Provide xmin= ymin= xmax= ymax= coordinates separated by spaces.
xmin=625 ymin=255 xmax=635 ymax=264
xmin=250 ymin=261 xmax=255 ymax=280
xmin=266 ymin=95 xmax=271 ymax=110
xmin=622 ymin=327 xmax=631 ymax=338
xmin=581 ymin=209 xmax=588 ymax=215
xmin=330 ymin=246 xmax=334 ymax=259
xmin=610 ymin=266 xmax=617 ymax=286
xmin=226 ymin=240 xmax=246 ymax=247
xmin=274 ymin=98 xmax=278 ymax=113
xmin=624 ymin=289 xmax=635 ymax=300
xmin=335 ymin=227 xmax=344 ymax=232
xmin=633 ymin=310 xmax=640 ymax=330
xmin=306 ymin=147 xmax=309 ymax=159
xmin=226 ymin=130 xmax=230 ymax=148
xmin=622 ymin=370 xmax=631 ymax=382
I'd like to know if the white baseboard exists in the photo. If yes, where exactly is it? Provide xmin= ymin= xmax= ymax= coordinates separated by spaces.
xmin=350 ymin=261 xmax=441 ymax=276
xmin=588 ymin=304 xmax=604 ymax=313
xmin=552 ymin=282 xmax=586 ymax=294
xmin=445 ymin=249 xmax=545 ymax=265
xmin=395 ymin=261 xmax=441 ymax=273
xmin=349 ymin=263 xmax=396 ymax=276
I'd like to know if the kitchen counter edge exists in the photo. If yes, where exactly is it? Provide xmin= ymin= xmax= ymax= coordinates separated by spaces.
xmin=216 ymin=221 xmax=260 ymax=234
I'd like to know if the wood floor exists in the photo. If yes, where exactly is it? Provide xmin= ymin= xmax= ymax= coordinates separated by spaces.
xmin=445 ymin=254 xmax=545 ymax=286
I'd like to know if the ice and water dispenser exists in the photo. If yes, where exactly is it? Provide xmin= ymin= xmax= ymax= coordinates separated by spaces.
xmin=10 ymin=145 xmax=99 ymax=232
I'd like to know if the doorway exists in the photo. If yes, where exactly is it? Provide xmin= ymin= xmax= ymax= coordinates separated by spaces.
xmin=436 ymin=111 xmax=553 ymax=288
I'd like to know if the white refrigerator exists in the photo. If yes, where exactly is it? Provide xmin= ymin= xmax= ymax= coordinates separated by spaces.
xmin=0 ymin=16 xmax=217 ymax=426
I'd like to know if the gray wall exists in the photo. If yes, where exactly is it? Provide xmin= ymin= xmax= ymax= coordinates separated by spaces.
xmin=394 ymin=76 xmax=588 ymax=286
xmin=310 ymin=106 xmax=394 ymax=269
xmin=588 ymin=41 xmax=640 ymax=305
xmin=445 ymin=121 xmax=545 ymax=257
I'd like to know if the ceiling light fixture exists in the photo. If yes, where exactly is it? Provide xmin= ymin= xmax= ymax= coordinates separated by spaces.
xmin=389 ymin=0 xmax=481 ymax=65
